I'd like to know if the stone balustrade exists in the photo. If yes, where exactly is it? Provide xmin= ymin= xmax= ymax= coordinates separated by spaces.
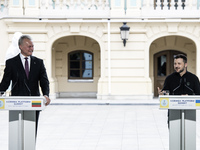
xmin=0 ymin=0 xmax=199 ymax=18
xmin=141 ymin=0 xmax=200 ymax=18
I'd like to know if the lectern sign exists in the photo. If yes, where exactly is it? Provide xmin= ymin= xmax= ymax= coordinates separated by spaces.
xmin=0 ymin=96 xmax=45 ymax=110
xmin=159 ymin=95 xmax=200 ymax=110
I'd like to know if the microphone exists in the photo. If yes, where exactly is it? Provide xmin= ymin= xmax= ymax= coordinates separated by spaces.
xmin=24 ymin=79 xmax=31 ymax=96
xmin=184 ymin=78 xmax=194 ymax=95
xmin=172 ymin=78 xmax=182 ymax=95
xmin=9 ymin=73 xmax=18 ymax=96
xmin=9 ymin=81 xmax=17 ymax=96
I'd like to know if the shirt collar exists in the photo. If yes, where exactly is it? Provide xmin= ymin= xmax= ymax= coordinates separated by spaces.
xmin=175 ymin=71 xmax=188 ymax=77
xmin=20 ymin=53 xmax=30 ymax=60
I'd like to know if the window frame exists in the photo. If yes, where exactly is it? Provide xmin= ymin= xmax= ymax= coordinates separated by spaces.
xmin=68 ymin=50 xmax=94 ymax=80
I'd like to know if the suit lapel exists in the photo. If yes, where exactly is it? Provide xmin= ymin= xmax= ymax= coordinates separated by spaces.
xmin=29 ymin=56 xmax=36 ymax=80
xmin=15 ymin=54 xmax=27 ymax=79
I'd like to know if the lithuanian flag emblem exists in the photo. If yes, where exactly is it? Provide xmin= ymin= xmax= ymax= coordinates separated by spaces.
xmin=32 ymin=101 xmax=41 ymax=107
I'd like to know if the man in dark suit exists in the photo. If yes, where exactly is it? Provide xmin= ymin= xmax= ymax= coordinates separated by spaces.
xmin=0 ymin=35 xmax=50 ymax=134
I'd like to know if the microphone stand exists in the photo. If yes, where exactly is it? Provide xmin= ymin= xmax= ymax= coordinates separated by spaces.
xmin=172 ymin=78 xmax=182 ymax=95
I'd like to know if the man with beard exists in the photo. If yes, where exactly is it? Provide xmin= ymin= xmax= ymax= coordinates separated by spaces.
xmin=157 ymin=54 xmax=200 ymax=129
xmin=157 ymin=54 xmax=200 ymax=95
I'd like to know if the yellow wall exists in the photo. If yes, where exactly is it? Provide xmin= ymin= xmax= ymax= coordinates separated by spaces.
xmin=0 ymin=19 xmax=200 ymax=99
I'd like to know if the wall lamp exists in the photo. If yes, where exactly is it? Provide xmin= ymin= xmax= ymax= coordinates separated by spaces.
xmin=120 ymin=22 xmax=130 ymax=47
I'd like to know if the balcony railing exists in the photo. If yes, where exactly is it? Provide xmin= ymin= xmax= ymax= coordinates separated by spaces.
xmin=40 ymin=0 xmax=110 ymax=18
xmin=141 ymin=0 xmax=200 ymax=18
xmin=0 ymin=0 xmax=200 ymax=19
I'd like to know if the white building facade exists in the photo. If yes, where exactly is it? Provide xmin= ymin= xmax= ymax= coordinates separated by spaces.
xmin=0 ymin=0 xmax=200 ymax=100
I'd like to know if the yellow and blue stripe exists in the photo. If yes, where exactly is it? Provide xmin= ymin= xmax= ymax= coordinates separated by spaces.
xmin=196 ymin=100 xmax=200 ymax=106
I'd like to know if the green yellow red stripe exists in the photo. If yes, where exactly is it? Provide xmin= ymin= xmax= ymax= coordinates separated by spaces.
xmin=32 ymin=101 xmax=41 ymax=107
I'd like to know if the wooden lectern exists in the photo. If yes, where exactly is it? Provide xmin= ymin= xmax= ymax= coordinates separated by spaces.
xmin=0 ymin=96 xmax=46 ymax=150
xmin=159 ymin=95 xmax=200 ymax=150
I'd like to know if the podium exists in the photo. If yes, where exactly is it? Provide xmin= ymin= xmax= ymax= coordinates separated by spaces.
xmin=0 ymin=96 xmax=46 ymax=150
xmin=159 ymin=95 xmax=200 ymax=150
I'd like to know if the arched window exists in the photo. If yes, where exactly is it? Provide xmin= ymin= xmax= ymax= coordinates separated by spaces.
xmin=68 ymin=50 xmax=93 ymax=79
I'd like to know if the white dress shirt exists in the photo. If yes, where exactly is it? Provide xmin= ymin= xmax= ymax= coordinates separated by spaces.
xmin=20 ymin=53 xmax=31 ymax=70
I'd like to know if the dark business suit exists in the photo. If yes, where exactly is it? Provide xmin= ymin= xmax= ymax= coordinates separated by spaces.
xmin=0 ymin=54 xmax=49 ymax=96
xmin=0 ymin=54 xmax=49 ymax=135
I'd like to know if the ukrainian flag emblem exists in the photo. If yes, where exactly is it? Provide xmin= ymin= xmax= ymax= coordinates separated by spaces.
xmin=196 ymin=100 xmax=200 ymax=106
xmin=32 ymin=101 xmax=41 ymax=107
xmin=0 ymin=99 xmax=5 ymax=109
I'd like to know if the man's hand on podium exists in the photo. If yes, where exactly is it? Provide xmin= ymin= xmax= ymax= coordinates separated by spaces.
xmin=157 ymin=87 xmax=169 ymax=95
xmin=0 ymin=91 xmax=5 ymax=96
xmin=44 ymin=95 xmax=51 ymax=106
xmin=157 ymin=87 xmax=164 ymax=95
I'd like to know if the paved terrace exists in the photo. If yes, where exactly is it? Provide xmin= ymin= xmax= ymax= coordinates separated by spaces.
xmin=0 ymin=98 xmax=200 ymax=150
